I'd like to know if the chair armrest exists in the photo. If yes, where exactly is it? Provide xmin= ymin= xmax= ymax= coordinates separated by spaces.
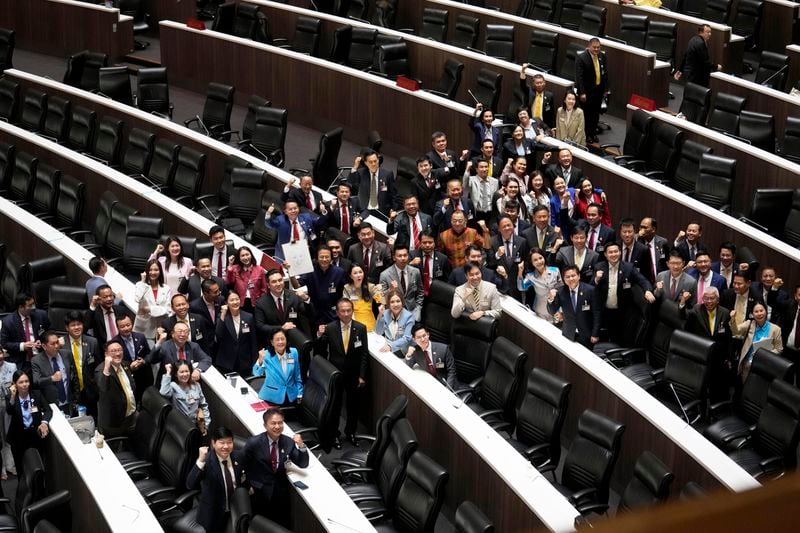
xmin=759 ymin=455 xmax=785 ymax=476
xmin=477 ymin=409 xmax=504 ymax=420
xmin=330 ymin=458 xmax=363 ymax=469
xmin=293 ymin=427 xmax=319 ymax=438
xmin=196 ymin=194 xmax=220 ymax=203
xmin=361 ymin=506 xmax=389 ymax=521
xmin=720 ymin=428 xmax=752 ymax=443
xmin=523 ymin=442 xmax=550 ymax=459
xmin=626 ymin=159 xmax=647 ymax=171
xmin=650 ymin=368 xmax=665 ymax=383
xmin=338 ymin=466 xmax=373 ymax=477
xmin=493 ymin=421 xmax=512 ymax=433
xmin=143 ymin=485 xmax=177 ymax=501
xmin=184 ymin=117 xmax=199 ymax=127
xmin=105 ymin=435 xmax=131 ymax=452
xmin=569 ymin=486 xmax=599 ymax=505
xmin=643 ymin=170 xmax=664 ymax=179
xmin=353 ymin=434 xmax=377 ymax=444
xmin=174 ymin=489 xmax=200 ymax=511
xmin=538 ymin=462 xmax=557 ymax=474
xmin=272 ymin=38 xmax=289 ymax=45
xmin=708 ymin=400 xmax=732 ymax=418
xmin=599 ymin=143 xmax=620 ymax=150
xmin=576 ymin=502 xmax=610 ymax=516
xmin=125 ymin=461 xmax=153 ymax=476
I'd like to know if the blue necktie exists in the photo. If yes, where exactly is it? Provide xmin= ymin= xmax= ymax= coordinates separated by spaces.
xmin=22 ymin=399 xmax=32 ymax=428
xmin=51 ymin=357 xmax=67 ymax=404
xmin=571 ymin=290 xmax=578 ymax=311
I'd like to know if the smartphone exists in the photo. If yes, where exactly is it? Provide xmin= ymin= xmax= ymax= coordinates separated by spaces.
xmin=293 ymin=481 xmax=309 ymax=490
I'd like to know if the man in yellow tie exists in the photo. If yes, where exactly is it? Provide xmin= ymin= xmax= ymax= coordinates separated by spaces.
xmin=59 ymin=311 xmax=101 ymax=419
xmin=575 ymin=38 xmax=608 ymax=144
xmin=519 ymin=64 xmax=555 ymax=128
xmin=96 ymin=340 xmax=137 ymax=438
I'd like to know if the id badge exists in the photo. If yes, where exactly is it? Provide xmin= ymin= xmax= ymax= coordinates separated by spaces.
xmin=195 ymin=331 xmax=204 ymax=340
xmin=31 ymin=407 xmax=39 ymax=413
xmin=581 ymin=302 xmax=591 ymax=311
xmin=247 ymin=281 xmax=254 ymax=290
xmin=353 ymin=338 xmax=363 ymax=348
xmin=241 ymin=323 xmax=250 ymax=333
xmin=375 ymin=259 xmax=383 ymax=267
xmin=622 ymin=282 xmax=631 ymax=289
xmin=187 ymin=396 xmax=196 ymax=405
xmin=328 ymin=284 xmax=337 ymax=293
xmin=288 ymin=311 xmax=298 ymax=319
xmin=435 ymin=361 xmax=445 ymax=369
xmin=287 ymin=358 xmax=295 ymax=364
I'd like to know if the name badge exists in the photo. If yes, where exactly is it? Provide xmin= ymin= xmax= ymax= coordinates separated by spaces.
xmin=187 ymin=396 xmax=196 ymax=405
xmin=241 ymin=323 xmax=250 ymax=333
xmin=31 ymin=407 xmax=39 ymax=413
xmin=435 ymin=269 xmax=443 ymax=277
xmin=195 ymin=331 xmax=203 ymax=340
xmin=622 ymin=282 xmax=631 ymax=289
xmin=380 ymin=185 xmax=388 ymax=192
xmin=286 ymin=358 xmax=295 ymax=364
xmin=596 ymin=245 xmax=605 ymax=252
xmin=435 ymin=182 xmax=441 ymax=189
xmin=247 ymin=281 xmax=254 ymax=290
xmin=718 ymin=325 xmax=725 ymax=333
xmin=375 ymin=259 xmax=383 ymax=267
xmin=435 ymin=361 xmax=445 ymax=369
xmin=288 ymin=311 xmax=298 ymax=319
xmin=581 ymin=302 xmax=591 ymax=311
xmin=328 ymin=284 xmax=337 ymax=293
xmin=353 ymin=339 xmax=363 ymax=348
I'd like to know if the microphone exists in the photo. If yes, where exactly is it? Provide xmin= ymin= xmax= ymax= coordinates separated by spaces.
xmin=438 ymin=372 xmax=466 ymax=409
xmin=467 ymin=89 xmax=481 ymax=105
xmin=195 ymin=115 xmax=210 ymax=136
xmin=669 ymin=383 xmax=691 ymax=425
xmin=199 ymin=199 xmax=218 ymax=221
xmin=759 ymin=64 xmax=788 ymax=88
xmin=326 ymin=517 xmax=367 ymax=532
xmin=136 ymin=173 xmax=161 ymax=190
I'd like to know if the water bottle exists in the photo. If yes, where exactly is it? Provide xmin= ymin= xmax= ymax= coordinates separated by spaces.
xmin=78 ymin=405 xmax=87 ymax=417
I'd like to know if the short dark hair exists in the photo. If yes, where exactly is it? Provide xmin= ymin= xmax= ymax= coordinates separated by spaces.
xmin=104 ymin=340 xmax=124 ymax=353
xmin=619 ymin=218 xmax=636 ymax=230
xmin=64 ymin=311 xmax=84 ymax=327
xmin=416 ymin=156 xmax=432 ymax=165
xmin=668 ymin=250 xmax=684 ymax=262
xmin=200 ymin=279 xmax=219 ymax=293
xmin=263 ymin=407 xmax=284 ymax=423
xmin=604 ymin=241 xmax=620 ymax=253
xmin=586 ymin=202 xmax=603 ymax=214
xmin=39 ymin=330 xmax=58 ymax=345
xmin=411 ymin=323 xmax=427 ymax=337
xmin=532 ymin=205 xmax=549 ymax=216
xmin=95 ymin=284 xmax=112 ymax=296
xmin=209 ymin=225 xmax=225 ymax=238
xmin=358 ymin=222 xmax=374 ymax=233
xmin=695 ymin=251 xmax=712 ymax=262
xmin=336 ymin=181 xmax=352 ymax=191
xmin=572 ymin=220 xmax=590 ymax=236
xmin=393 ymin=244 xmax=409 ymax=257
xmin=171 ymin=293 xmax=188 ymax=306
xmin=561 ymin=265 xmax=579 ymax=277
xmin=719 ymin=241 xmax=736 ymax=255
xmin=420 ymin=228 xmax=436 ymax=241
xmin=266 ymin=269 xmax=283 ymax=280
xmin=431 ymin=131 xmax=446 ymax=141
xmin=211 ymin=426 xmax=235 ymax=442
xmin=14 ymin=293 xmax=33 ymax=308
xmin=89 ymin=256 xmax=105 ymax=274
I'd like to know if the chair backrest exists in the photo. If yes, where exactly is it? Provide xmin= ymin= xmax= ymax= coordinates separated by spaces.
xmin=376 ymin=417 xmax=419 ymax=508
xmin=372 ymin=0 xmax=398 ymax=28
xmin=148 ymin=139 xmax=180 ymax=189
xmin=619 ymin=13 xmax=648 ymax=48
xmin=452 ymin=316 xmax=497 ymax=384
xmin=311 ymin=127 xmax=343 ymax=190
xmin=98 ymin=66 xmax=133 ymax=105
xmin=736 ymin=348 xmax=795 ymax=425
xmin=92 ymin=117 xmax=124 ymax=164
xmin=664 ymin=329 xmax=715 ymax=406
xmin=227 ymin=168 xmax=267 ymax=223
xmin=452 ymin=14 xmax=480 ymax=49
xmin=136 ymin=67 xmax=171 ymax=116
xmin=366 ymin=394 xmax=409 ymax=470
xmin=558 ymin=0 xmax=584 ymax=30
xmin=707 ymin=92 xmax=746 ymax=134
xmin=233 ymin=2 xmax=261 ymax=39
xmin=346 ymin=27 xmax=377 ymax=70
xmin=738 ymin=110 xmax=775 ymax=153
xmin=376 ymin=42 xmax=411 ymax=80
xmin=455 ymin=500 xmax=495 ymax=533
xmin=123 ymin=215 xmax=164 ymax=274
xmin=703 ymin=0 xmax=732 ymax=24
xmin=1 ymin=251 xmax=24 ymax=309
xmin=0 ymin=78 xmax=19 ymax=122
xmin=754 ymin=51 xmax=789 ymax=91
xmin=90 ymin=190 xmax=118 ymax=249
xmin=481 ymin=337 xmax=527 ymax=424
xmin=673 ymin=139 xmax=712 ymax=193
xmin=527 ymin=30 xmax=558 ymax=74
xmin=80 ymin=51 xmax=109 ymax=92
xmin=345 ymin=0 xmax=368 ymax=19
xmin=0 ymin=141 xmax=13 ymax=191
xmin=678 ymin=82 xmax=711 ymax=125
xmin=694 ymin=152 xmax=736 ymax=210
xmin=0 ymin=27 xmax=14 ymax=72
xmin=15 ymin=449 xmax=46 ymax=517
xmin=561 ymin=409 xmax=625 ymax=507
xmin=25 ymin=255 xmax=67 ymax=309
xmin=42 ymin=95 xmax=71 ymax=143
xmin=422 ymin=280 xmax=456 ymax=343
xmin=623 ymin=109 xmax=654 ymax=158
xmin=155 ymin=409 xmax=200 ymax=488
xmin=30 ymin=161 xmax=60 ymax=216
xmin=52 ymin=174 xmax=85 ymax=232
xmin=329 ymin=25 xmax=352 ymax=64
xmin=390 ymin=451 xmax=449 ymax=533
xmin=63 ymin=50 xmax=86 ymax=88
xmin=22 ymin=490 xmax=72 ymax=533
xmin=783 ymin=189 xmax=800 ymax=247
xmin=19 ymin=88 xmax=47 ymax=132
xmin=745 ymin=188 xmax=794 ymax=234
xmin=122 ymin=127 xmax=155 ymax=177
xmin=645 ymin=21 xmax=677 ymax=66
xmin=421 ymin=8 xmax=448 ymax=42
xmin=250 ymin=106 xmax=288 ymax=164
xmin=531 ymin=0 xmax=556 ymax=21
xmin=647 ymin=121 xmax=684 ymax=179
xmin=471 ymin=67 xmax=502 ymax=112
xmin=172 ymin=145 xmax=207 ymax=200
xmin=559 ymin=42 xmax=585 ymax=82
xmin=579 ymin=5 xmax=606 ymax=36
xmin=237 ymin=95 xmax=269 ymax=144
xmin=67 ymin=105 xmax=97 ymax=152
xmin=212 ymin=1 xmax=236 ymax=33
xmin=484 ymin=24 xmax=515 ymax=62
xmin=47 ymin=284 xmax=89 ymax=330
xmin=515 ymin=367 xmax=571 ymax=467
xmin=752 ymin=378 xmax=800 ymax=468
xmin=731 ymin=0 xmax=763 ymax=47
xmin=9 ymin=151 xmax=37 ymax=204
xmin=292 ymin=15 xmax=322 ymax=55
xmin=131 ymin=385 xmax=172 ymax=463
xmin=618 ymin=451 xmax=674 ymax=512
xmin=202 ymin=81 xmax=235 ymax=136
xmin=432 ymin=58 xmax=464 ymax=100
xmin=647 ymin=300 xmax=684 ymax=378
xmin=296 ymin=355 xmax=342 ymax=450
xmin=105 ymin=202 xmax=139 ymax=258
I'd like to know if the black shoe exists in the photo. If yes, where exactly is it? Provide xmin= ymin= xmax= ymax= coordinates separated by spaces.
xmin=333 ymin=436 xmax=342 ymax=450
xmin=348 ymin=434 xmax=359 ymax=447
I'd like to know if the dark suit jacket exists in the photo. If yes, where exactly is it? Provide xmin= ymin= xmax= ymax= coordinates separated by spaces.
xmin=0 ymin=310 xmax=52 ymax=366
xmin=637 ymin=235 xmax=671 ymax=278
xmin=190 ymin=297 xmax=223 ymax=331
xmin=686 ymin=270 xmax=728 ymax=294
xmin=281 ymin=187 xmax=324 ymax=215
xmin=433 ymin=198 xmax=476 ymax=232
xmin=84 ymin=304 xmax=133 ymax=347
xmin=575 ymin=49 xmax=609 ymax=96
xmin=350 ymin=167 xmax=398 ymax=213
xmin=673 ymin=240 xmax=709 ymax=263
xmin=322 ymin=197 xmax=368 ymax=236
xmin=186 ymin=450 xmax=246 ymax=532
xmin=411 ymin=250 xmax=451 ymax=285
xmin=95 ymin=362 xmax=136 ymax=431
xmin=683 ymin=303 xmax=733 ymax=362
xmin=655 ymin=271 xmax=697 ymax=307
xmin=111 ymin=331 xmax=154 ymax=399
xmin=31 ymin=353 xmax=80 ymax=411
xmin=775 ymin=299 xmax=800 ymax=346
xmin=620 ymin=240 xmax=654 ymax=284
xmin=178 ymin=274 xmax=227 ymax=302
xmin=593 ymin=261 xmax=653 ymax=307
xmin=243 ymin=433 xmax=309 ymax=500
xmin=426 ymin=148 xmax=466 ymax=177
xmin=469 ymin=117 xmax=502 ymax=156
xmin=346 ymin=241 xmax=392 ymax=284
xmin=678 ymin=34 xmax=714 ymax=87
xmin=554 ymin=246 xmax=599 ymax=284
xmin=547 ymin=283 xmax=601 ymax=344
xmin=147 ymin=340 xmax=212 ymax=372
xmin=519 ymin=79 xmax=556 ymax=128
xmin=720 ymin=288 xmax=762 ymax=321
xmin=501 ymin=139 xmax=539 ymax=164
xmin=522 ymin=224 xmax=558 ymax=255
xmin=412 ymin=170 xmax=447 ymax=214
xmin=6 ymin=390 xmax=52 ymax=444
xmin=214 ymin=311 xmax=258 ymax=372
xmin=488 ymin=234 xmax=529 ymax=298
xmin=59 ymin=334 xmax=101 ymax=408
xmin=405 ymin=341 xmax=458 ymax=389
xmin=469 ymin=155 xmax=505 ymax=179
xmin=321 ymin=320 xmax=369 ymax=381
xmin=751 ymin=282 xmax=791 ymax=323
xmin=386 ymin=212 xmax=434 ymax=250
xmin=330 ymin=256 xmax=353 ymax=273
xmin=543 ymin=164 xmax=584 ymax=189
xmin=254 ymin=291 xmax=311 ymax=344
xmin=161 ymin=313 xmax=214 ymax=356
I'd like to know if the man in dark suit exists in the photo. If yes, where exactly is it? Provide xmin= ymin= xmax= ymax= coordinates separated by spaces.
xmin=562 ymin=203 xmax=615 ymax=255
xmin=326 ymin=238 xmax=352 ymax=272
xmin=266 ymin=200 xmax=325 ymax=262
xmin=215 ymin=293 xmax=258 ymax=376
xmin=291 ymin=246 xmax=347 ymax=326
xmin=207 ymin=225 xmax=237 ymax=280
xmin=346 ymin=223 xmax=392 ymax=284
xmin=427 ymin=131 xmax=467 ymax=178
xmin=618 ymin=218 xmax=653 ymax=283
xmin=469 ymin=139 xmax=504 ymax=179
xmin=318 ymin=299 xmax=369 ymax=447
xmin=500 ymin=200 xmax=531 ymax=236
xmin=675 ymin=24 xmax=720 ymax=87
xmin=190 ymin=279 xmax=223 ymax=332
xmin=255 ymin=269 xmax=312 ymax=346
xmin=281 ymin=174 xmax=324 ymax=214
xmin=487 ymin=215 xmax=529 ymax=301
xmin=147 ymin=322 xmax=212 ymax=381
xmin=751 ymin=267 xmax=791 ymax=324
xmin=161 ymin=294 xmax=214 ymax=357
xmin=673 ymin=222 xmax=708 ymax=264
xmin=575 ymin=38 xmax=609 ymax=143
xmin=410 ymin=229 xmax=451 ymax=296
xmin=547 ymin=265 xmax=601 ymax=348
xmin=0 ymin=293 xmax=51 ymax=368
xmin=523 ymin=205 xmax=560 ymax=261
xmin=244 ymin=409 xmax=309 ymax=525
xmin=349 ymin=149 xmax=398 ymax=215
xmin=31 ymin=331 xmax=79 ymax=416
xmin=322 ymin=182 xmax=367 ymax=237
xmin=681 ymin=286 xmax=733 ymax=401
xmin=519 ymin=66 xmax=556 ymax=128
xmin=178 ymin=257 xmax=227 ymax=302
xmin=84 ymin=285 xmax=133 ymax=347
xmin=60 ymin=311 xmax=101 ymax=420
xmin=712 ymin=242 xmax=740 ymax=289
xmin=111 ymin=314 xmax=152 ymax=406
xmin=687 ymin=252 xmax=728 ymax=296
xmin=554 ymin=222 xmax=599 ymax=284
xmin=542 ymin=148 xmax=584 ymax=188
xmin=723 ymin=273 xmax=763 ymax=362
xmin=654 ymin=251 xmax=697 ymax=306
xmin=187 ymin=427 xmax=246 ymax=533
xmin=404 ymin=324 xmax=458 ymax=389
xmin=96 ymin=340 xmax=137 ymax=438
xmin=412 ymin=156 xmax=446 ymax=215
xmin=637 ymin=216 xmax=670 ymax=281
xmin=433 ymin=179 xmax=475 ymax=233
xmin=387 ymin=195 xmax=433 ymax=253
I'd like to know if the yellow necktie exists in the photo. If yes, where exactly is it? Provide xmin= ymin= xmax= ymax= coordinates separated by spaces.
xmin=472 ymin=287 xmax=480 ymax=309
xmin=593 ymin=54 xmax=601 ymax=85
xmin=116 ymin=367 xmax=133 ymax=416
xmin=343 ymin=326 xmax=350 ymax=354
xmin=735 ymin=298 xmax=746 ymax=328
xmin=534 ymin=93 xmax=543 ymax=119
xmin=72 ymin=340 xmax=83 ymax=391
xmin=708 ymin=311 xmax=715 ymax=335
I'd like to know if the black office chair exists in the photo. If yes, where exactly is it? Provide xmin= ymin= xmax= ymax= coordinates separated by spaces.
xmin=671 ymin=139 xmax=712 ymax=193
xmin=739 ymin=188 xmax=794 ymax=234
xmin=88 ymin=117 xmax=124 ymax=165
xmin=216 ymin=168 xmax=266 ymax=237
xmin=421 ymin=8 xmax=448 ymax=42
xmin=102 ymin=201 xmax=139 ymax=260
xmin=291 ymin=127 xmax=345 ymax=192
xmin=372 ymin=0 xmax=398 ymax=28
xmin=451 ymin=316 xmax=496 ymax=385
xmin=0 ymin=78 xmax=19 ymax=122
xmin=343 ymin=27 xmax=377 ymax=71
xmin=737 ymin=110 xmax=775 ymax=153
xmin=425 ymin=59 xmax=464 ymax=100
xmin=118 ymin=128 xmax=155 ymax=178
xmin=25 ymin=255 xmax=67 ymax=310
xmin=98 ymin=66 xmax=133 ymax=105
xmin=0 ymin=449 xmax=47 ymax=531
xmin=654 ymin=329 xmax=715 ymax=425
xmin=531 ymin=0 xmax=555 ymax=21
xmin=558 ymin=42 xmax=585 ymax=82
xmin=526 ymin=30 xmax=558 ymax=74
xmin=616 ymin=451 xmax=674 ymax=513
xmin=65 ymin=106 xmax=97 ymax=153
xmin=117 ymin=0 xmax=150 ymax=49
xmin=782 ymin=189 xmax=800 ymax=248
xmin=231 ymin=2 xmax=262 ymax=39
xmin=138 ymin=139 xmax=179 ymax=192
xmin=619 ymin=14 xmax=648 ymax=49
xmin=731 ymin=0 xmax=763 ymax=50
xmin=631 ymin=121 xmax=684 ymax=183
xmin=558 ymin=0 xmax=584 ymax=30
xmin=703 ymin=0 xmax=732 ymax=24
xmin=373 ymin=42 xmax=415 ymax=81
xmin=118 ymin=215 xmax=164 ymax=276
xmin=136 ymin=67 xmax=174 ymax=119
xmin=754 ymin=50 xmax=790 ymax=90
xmin=547 ymin=409 xmax=625 ymax=516
xmin=239 ymin=106 xmax=288 ymax=167
xmin=0 ymin=142 xmax=13 ymax=196
xmin=37 ymin=95 xmax=70 ymax=144
xmin=27 ymin=162 xmax=61 ymax=217
xmin=451 ymin=14 xmax=479 ymax=49
xmin=579 ymin=5 xmax=606 ymax=36
xmin=344 ymin=0 xmax=368 ymax=20
xmin=504 ymin=367 xmax=570 ymax=470
xmin=286 ymin=15 xmax=322 ymax=55
xmin=601 ymin=108 xmax=652 ymax=163
xmin=6 ymin=151 xmax=37 ymax=205
xmin=168 ymin=146 xmax=206 ymax=208
xmin=645 ymin=21 xmax=677 ymax=69
xmin=70 ymin=190 xmax=117 ymax=252
xmin=707 ymin=92 xmax=746 ymax=135
xmin=283 ymin=355 xmax=343 ymax=452
xmin=726 ymin=379 xmax=800 ymax=478
xmin=484 ymin=25 xmax=515 ymax=62
xmin=47 ymin=285 xmax=90 ymax=333
xmin=454 ymin=501 xmax=494 ymax=533
xmin=689 ymin=153 xmax=736 ymax=213
xmin=20 ymin=490 xmax=71 ymax=533
xmin=0 ymin=251 xmax=24 ymax=310
xmin=18 ymin=89 xmax=47 ymax=133
xmin=0 ymin=28 xmax=14 ymax=74
xmin=469 ymin=68 xmax=502 ymax=112
xmin=184 ymin=82 xmax=235 ymax=141
xmin=678 ymin=82 xmax=711 ymax=125
xmin=63 ymin=50 xmax=108 ymax=92
xmin=704 ymin=349 xmax=794 ymax=451
xmin=194 ymin=155 xmax=250 ymax=222
xmin=422 ymin=280 xmax=456 ymax=343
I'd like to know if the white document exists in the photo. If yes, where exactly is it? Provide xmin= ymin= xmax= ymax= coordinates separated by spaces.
xmin=282 ymin=241 xmax=314 ymax=276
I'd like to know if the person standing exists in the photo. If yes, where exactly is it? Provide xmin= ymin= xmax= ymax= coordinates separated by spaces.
xmin=96 ymin=341 xmax=137 ymax=438
xmin=575 ymin=38 xmax=608 ymax=144
xmin=6 ymin=370 xmax=51 ymax=475
xmin=674 ymin=24 xmax=722 ymax=88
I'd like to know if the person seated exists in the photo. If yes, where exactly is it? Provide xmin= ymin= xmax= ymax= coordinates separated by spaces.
xmin=252 ymin=329 xmax=303 ymax=407
xmin=133 ymin=259 xmax=172 ymax=341
xmin=160 ymin=361 xmax=211 ymax=436
xmin=403 ymin=324 xmax=458 ymax=389
xmin=451 ymin=263 xmax=503 ymax=321
xmin=376 ymin=290 xmax=416 ymax=354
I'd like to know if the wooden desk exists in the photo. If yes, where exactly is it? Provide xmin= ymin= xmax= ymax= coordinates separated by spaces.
xmin=730 ymin=0 xmax=798 ymax=53
xmin=146 ymin=0 xmax=196 ymax=24
xmin=0 ymin=0 xmax=133 ymax=59
xmin=710 ymin=71 xmax=800 ymax=139
xmin=785 ymin=44 xmax=800 ymax=91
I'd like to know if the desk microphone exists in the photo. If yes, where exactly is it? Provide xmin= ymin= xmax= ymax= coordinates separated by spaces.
xmin=136 ymin=173 xmax=161 ymax=190
xmin=467 ymin=89 xmax=480 ymax=105
xmin=439 ymin=374 xmax=466 ymax=409
xmin=198 ymin=199 xmax=218 ymax=221
xmin=760 ymin=64 xmax=789 ymax=88
xmin=669 ymin=383 xmax=691 ymax=425
xmin=326 ymin=517 xmax=367 ymax=532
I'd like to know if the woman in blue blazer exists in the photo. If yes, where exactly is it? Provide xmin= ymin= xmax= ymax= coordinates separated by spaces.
xmin=375 ymin=290 xmax=416 ymax=354
xmin=252 ymin=329 xmax=303 ymax=406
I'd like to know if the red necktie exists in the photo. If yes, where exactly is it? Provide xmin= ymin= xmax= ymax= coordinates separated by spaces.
xmin=670 ymin=278 xmax=677 ymax=300
xmin=271 ymin=441 xmax=278 ymax=472
xmin=423 ymin=255 xmax=431 ymax=296
xmin=23 ymin=317 xmax=33 ymax=360
xmin=306 ymin=194 xmax=313 ymax=210
xmin=106 ymin=311 xmax=118 ymax=338
xmin=292 ymin=221 xmax=300 ymax=242
xmin=423 ymin=348 xmax=437 ymax=377
xmin=276 ymin=297 xmax=284 ymax=318
xmin=411 ymin=216 xmax=420 ymax=249
xmin=648 ymin=243 xmax=656 ymax=284
xmin=217 ymin=251 xmax=223 ymax=277
xmin=454 ymin=201 xmax=461 ymax=212
xmin=341 ymin=204 xmax=349 ymax=233
xmin=698 ymin=277 xmax=705 ymax=302
xmin=363 ymin=249 xmax=370 ymax=272
xmin=178 ymin=346 xmax=186 ymax=361
xmin=588 ymin=229 xmax=596 ymax=250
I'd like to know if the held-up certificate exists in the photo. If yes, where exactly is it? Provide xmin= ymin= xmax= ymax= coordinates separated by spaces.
xmin=282 ymin=241 xmax=314 ymax=275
